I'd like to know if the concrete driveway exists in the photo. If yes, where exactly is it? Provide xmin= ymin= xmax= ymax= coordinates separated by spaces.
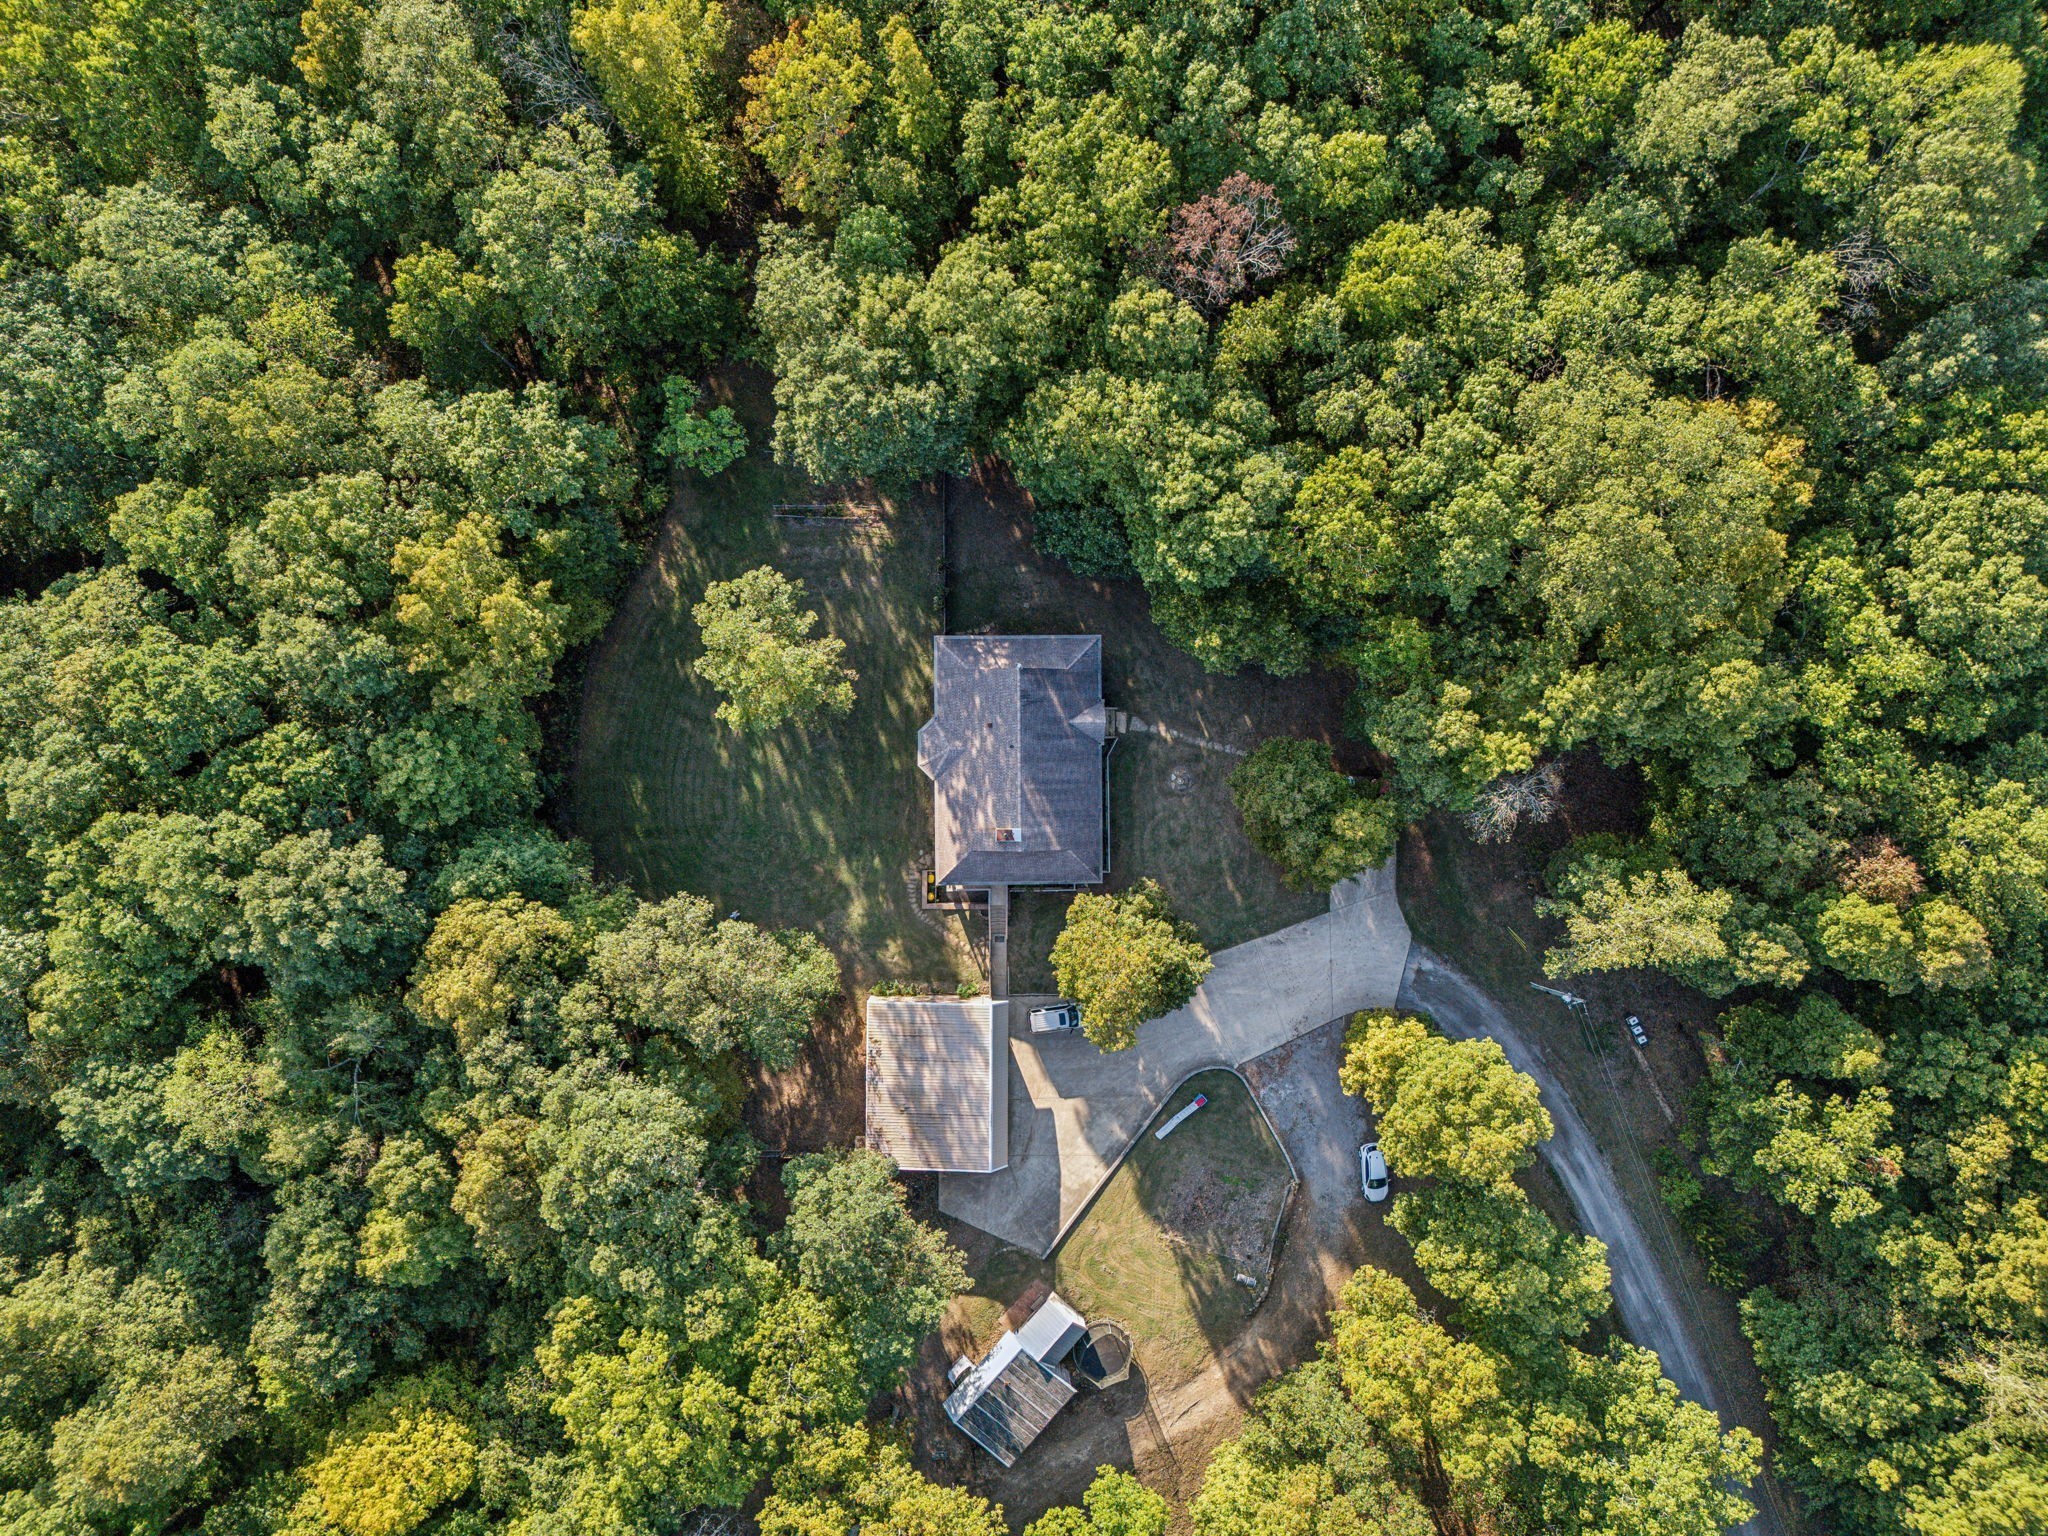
xmin=939 ymin=859 xmax=1412 ymax=1254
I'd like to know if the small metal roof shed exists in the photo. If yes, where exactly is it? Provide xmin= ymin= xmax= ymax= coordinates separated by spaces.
xmin=943 ymin=1290 xmax=1089 ymax=1467
xmin=1013 ymin=1291 xmax=1087 ymax=1364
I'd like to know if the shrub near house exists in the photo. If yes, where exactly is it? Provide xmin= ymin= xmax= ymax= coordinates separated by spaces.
xmin=1230 ymin=737 xmax=1398 ymax=890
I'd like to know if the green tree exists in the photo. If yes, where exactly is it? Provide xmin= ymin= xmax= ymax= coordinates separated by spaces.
xmin=1705 ymin=1074 xmax=1902 ymax=1228
xmin=466 ymin=115 xmax=737 ymax=373
xmin=741 ymin=1286 xmax=865 ymax=1455
xmin=535 ymin=1077 xmax=738 ymax=1312
xmin=391 ymin=513 xmax=572 ymax=713
xmin=1025 ymin=1467 xmax=1170 ymax=1536
xmin=162 ymin=1028 xmax=285 ymax=1170
xmin=1529 ymin=21 xmax=1667 ymax=169
xmin=451 ymin=1115 xmax=551 ymax=1282
xmin=300 ymin=1372 xmax=476 ymax=1536
xmin=580 ymin=893 xmax=839 ymax=1068
xmin=1050 ymin=880 xmax=1213 ymax=1051
xmin=1815 ymin=892 xmax=1991 ymax=994
xmin=1534 ymin=1343 xmax=1761 ymax=1536
xmin=571 ymin=0 xmax=738 ymax=214
xmin=756 ymin=1423 xmax=1007 ymax=1536
xmin=1793 ymin=37 xmax=2042 ymax=300
xmin=1391 ymin=1184 xmax=1611 ymax=1349
xmin=1340 ymin=1011 xmax=1552 ymax=1191
xmin=655 ymin=377 xmax=747 ymax=475
xmin=540 ymin=1304 xmax=758 ymax=1531
xmin=1540 ymin=857 xmax=1809 ymax=996
xmin=691 ymin=566 xmax=857 ymax=732
xmin=1230 ymin=738 xmax=1397 ymax=889
xmin=410 ymin=895 xmax=578 ymax=1057
xmin=234 ymin=832 xmax=421 ymax=1001
xmin=776 ymin=1150 xmax=967 ymax=1392
xmin=358 ymin=1133 xmax=469 ymax=1289
xmin=1330 ymin=1267 xmax=1521 ymax=1513
xmin=741 ymin=8 xmax=873 ymax=222
xmin=0 ymin=277 xmax=126 ymax=557
xmin=750 ymin=220 xmax=968 ymax=484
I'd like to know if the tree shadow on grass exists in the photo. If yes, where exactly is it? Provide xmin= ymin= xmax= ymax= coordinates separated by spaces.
xmin=1049 ymin=1070 xmax=1294 ymax=1391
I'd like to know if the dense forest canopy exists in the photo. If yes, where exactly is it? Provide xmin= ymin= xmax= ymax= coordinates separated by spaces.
xmin=738 ymin=0 xmax=2048 ymax=1528
xmin=0 ymin=0 xmax=2044 ymax=1530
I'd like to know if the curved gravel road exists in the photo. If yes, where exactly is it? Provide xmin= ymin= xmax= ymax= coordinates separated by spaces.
xmin=1400 ymin=945 xmax=1794 ymax=1536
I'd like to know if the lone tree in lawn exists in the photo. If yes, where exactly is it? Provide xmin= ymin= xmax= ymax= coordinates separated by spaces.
xmin=693 ymin=565 xmax=856 ymax=731
xmin=1230 ymin=737 xmax=1398 ymax=890
xmin=1051 ymin=880 xmax=1213 ymax=1052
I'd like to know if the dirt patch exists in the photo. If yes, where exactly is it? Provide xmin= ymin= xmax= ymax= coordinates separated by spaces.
xmin=743 ymin=989 xmax=866 ymax=1154
xmin=1151 ymin=1163 xmax=1275 ymax=1282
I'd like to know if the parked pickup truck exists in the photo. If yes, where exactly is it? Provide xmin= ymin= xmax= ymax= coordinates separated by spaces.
xmin=1028 ymin=1003 xmax=1083 ymax=1034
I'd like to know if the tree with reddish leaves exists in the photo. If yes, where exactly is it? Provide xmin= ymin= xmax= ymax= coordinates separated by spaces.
xmin=1159 ymin=173 xmax=1297 ymax=309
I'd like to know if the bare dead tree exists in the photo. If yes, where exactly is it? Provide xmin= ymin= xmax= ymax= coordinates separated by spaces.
xmin=1828 ymin=230 xmax=1902 ymax=328
xmin=1464 ymin=762 xmax=1564 ymax=845
xmin=495 ymin=10 xmax=620 ymax=135
xmin=1157 ymin=173 xmax=1297 ymax=311
xmin=678 ymin=1512 xmax=744 ymax=1536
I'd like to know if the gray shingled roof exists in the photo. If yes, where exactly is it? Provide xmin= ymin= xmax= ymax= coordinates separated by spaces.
xmin=917 ymin=636 xmax=1107 ymax=888
xmin=864 ymin=996 xmax=1008 ymax=1174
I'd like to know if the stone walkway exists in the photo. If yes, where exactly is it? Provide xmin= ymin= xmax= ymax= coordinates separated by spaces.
xmin=939 ymin=859 xmax=1412 ymax=1254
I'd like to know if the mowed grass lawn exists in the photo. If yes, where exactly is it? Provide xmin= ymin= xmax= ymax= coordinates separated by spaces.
xmin=570 ymin=396 xmax=976 ymax=989
xmin=952 ymin=1070 xmax=1296 ymax=1391
xmin=1008 ymin=731 xmax=1325 ymax=992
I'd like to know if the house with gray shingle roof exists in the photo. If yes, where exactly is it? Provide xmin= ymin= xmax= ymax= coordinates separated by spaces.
xmin=917 ymin=636 xmax=1109 ymax=891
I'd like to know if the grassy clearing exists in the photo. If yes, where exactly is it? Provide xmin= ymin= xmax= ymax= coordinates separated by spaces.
xmin=1009 ymin=734 xmax=1327 ymax=992
xmin=578 ymin=450 xmax=1342 ymax=992
xmin=570 ymin=381 xmax=979 ymax=989
xmin=952 ymin=1070 xmax=1296 ymax=1391
xmin=947 ymin=472 xmax=1335 ymax=983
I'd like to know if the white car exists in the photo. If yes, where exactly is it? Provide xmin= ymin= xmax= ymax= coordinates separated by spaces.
xmin=1029 ymin=1003 xmax=1083 ymax=1034
xmin=1360 ymin=1141 xmax=1390 ymax=1203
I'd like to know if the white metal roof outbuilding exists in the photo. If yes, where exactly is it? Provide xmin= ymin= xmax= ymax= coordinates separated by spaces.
xmin=943 ymin=1290 xmax=1089 ymax=1466
xmin=863 ymin=995 xmax=1009 ymax=1174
